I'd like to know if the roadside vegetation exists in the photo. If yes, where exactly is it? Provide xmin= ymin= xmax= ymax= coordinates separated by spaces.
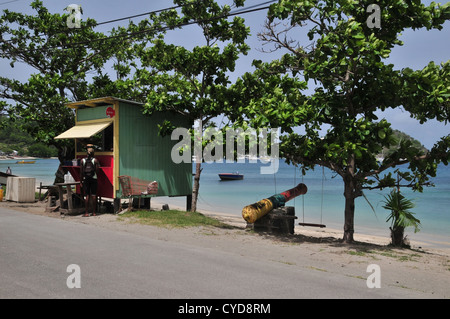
xmin=118 ymin=209 xmax=233 ymax=229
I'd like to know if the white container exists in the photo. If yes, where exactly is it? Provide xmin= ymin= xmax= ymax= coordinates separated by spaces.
xmin=64 ymin=172 xmax=75 ymax=183
xmin=5 ymin=177 xmax=36 ymax=203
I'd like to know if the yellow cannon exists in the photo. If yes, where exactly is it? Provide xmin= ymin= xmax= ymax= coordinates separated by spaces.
xmin=242 ymin=183 xmax=307 ymax=224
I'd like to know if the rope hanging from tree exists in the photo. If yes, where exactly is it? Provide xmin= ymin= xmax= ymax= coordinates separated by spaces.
xmin=298 ymin=165 xmax=326 ymax=228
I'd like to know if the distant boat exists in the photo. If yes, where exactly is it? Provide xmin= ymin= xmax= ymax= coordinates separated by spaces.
xmin=219 ymin=173 xmax=244 ymax=181
xmin=16 ymin=160 xmax=36 ymax=164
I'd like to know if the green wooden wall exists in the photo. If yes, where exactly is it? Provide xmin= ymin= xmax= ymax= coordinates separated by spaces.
xmin=117 ymin=102 xmax=192 ymax=198
xmin=77 ymin=105 xmax=111 ymax=122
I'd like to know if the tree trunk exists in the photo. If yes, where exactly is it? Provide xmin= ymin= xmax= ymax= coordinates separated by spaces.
xmin=390 ymin=226 xmax=405 ymax=247
xmin=343 ymin=179 xmax=355 ymax=243
xmin=53 ymin=146 xmax=75 ymax=185
xmin=191 ymin=161 xmax=202 ymax=212
xmin=343 ymin=154 xmax=357 ymax=243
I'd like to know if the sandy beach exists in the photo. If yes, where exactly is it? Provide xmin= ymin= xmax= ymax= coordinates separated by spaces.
xmin=1 ymin=197 xmax=449 ymax=298
xmin=0 ymin=156 xmax=38 ymax=160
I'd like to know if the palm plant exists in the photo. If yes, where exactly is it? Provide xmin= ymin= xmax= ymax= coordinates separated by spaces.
xmin=382 ymin=189 xmax=420 ymax=247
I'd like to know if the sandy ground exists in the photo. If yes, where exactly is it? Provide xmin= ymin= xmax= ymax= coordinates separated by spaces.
xmin=2 ymin=198 xmax=450 ymax=298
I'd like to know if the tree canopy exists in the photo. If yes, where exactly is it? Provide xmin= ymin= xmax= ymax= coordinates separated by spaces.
xmin=127 ymin=0 xmax=250 ymax=212
xmin=229 ymin=0 xmax=450 ymax=242
xmin=0 ymin=0 xmax=136 ymax=160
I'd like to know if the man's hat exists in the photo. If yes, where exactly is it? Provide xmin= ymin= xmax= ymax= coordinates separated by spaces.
xmin=86 ymin=144 xmax=95 ymax=153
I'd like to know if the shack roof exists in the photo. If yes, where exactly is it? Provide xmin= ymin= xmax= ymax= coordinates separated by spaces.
xmin=66 ymin=97 xmax=144 ymax=109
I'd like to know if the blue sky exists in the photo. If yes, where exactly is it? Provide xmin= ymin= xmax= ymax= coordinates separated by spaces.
xmin=1 ymin=0 xmax=449 ymax=149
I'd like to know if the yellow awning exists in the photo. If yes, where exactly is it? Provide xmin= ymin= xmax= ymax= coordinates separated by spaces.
xmin=55 ymin=122 xmax=112 ymax=140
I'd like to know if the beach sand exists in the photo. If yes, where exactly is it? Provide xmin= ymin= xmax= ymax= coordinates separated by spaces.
xmin=1 ymin=198 xmax=449 ymax=298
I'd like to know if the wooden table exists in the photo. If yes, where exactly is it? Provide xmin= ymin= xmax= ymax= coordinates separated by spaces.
xmin=54 ymin=182 xmax=85 ymax=216
xmin=37 ymin=182 xmax=59 ymax=201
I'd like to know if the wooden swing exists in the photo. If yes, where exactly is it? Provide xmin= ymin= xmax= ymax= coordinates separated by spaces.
xmin=297 ymin=165 xmax=326 ymax=228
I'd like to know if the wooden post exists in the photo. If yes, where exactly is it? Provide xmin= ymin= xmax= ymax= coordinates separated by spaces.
xmin=57 ymin=185 xmax=64 ymax=213
xmin=66 ymin=185 xmax=73 ymax=212
xmin=186 ymin=194 xmax=192 ymax=212
xmin=114 ymin=197 xmax=121 ymax=214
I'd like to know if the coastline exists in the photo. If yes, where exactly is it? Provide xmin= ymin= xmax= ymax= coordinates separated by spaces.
xmin=2 ymin=194 xmax=448 ymax=255
xmin=0 ymin=157 xmax=450 ymax=251
xmin=2 ymin=178 xmax=450 ymax=253
xmin=0 ymin=156 xmax=38 ymax=160
xmin=148 ymin=197 xmax=450 ymax=255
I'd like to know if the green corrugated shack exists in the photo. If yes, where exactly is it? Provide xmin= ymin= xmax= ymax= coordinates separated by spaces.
xmin=55 ymin=97 xmax=192 ymax=212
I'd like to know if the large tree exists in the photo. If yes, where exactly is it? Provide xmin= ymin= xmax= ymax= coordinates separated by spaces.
xmin=132 ymin=0 xmax=250 ymax=212
xmin=0 ymin=0 xmax=141 ymax=163
xmin=230 ymin=0 xmax=450 ymax=242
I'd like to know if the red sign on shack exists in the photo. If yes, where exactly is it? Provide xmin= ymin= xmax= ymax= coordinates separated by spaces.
xmin=106 ymin=106 xmax=115 ymax=118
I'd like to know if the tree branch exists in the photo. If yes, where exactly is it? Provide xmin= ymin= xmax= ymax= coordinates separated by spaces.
xmin=258 ymin=19 xmax=310 ymax=58
xmin=361 ymin=154 xmax=429 ymax=179
xmin=362 ymin=181 xmax=433 ymax=191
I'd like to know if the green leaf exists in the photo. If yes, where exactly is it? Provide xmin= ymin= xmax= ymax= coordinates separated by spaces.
xmin=352 ymin=33 xmax=365 ymax=39
xmin=378 ymin=130 xmax=386 ymax=139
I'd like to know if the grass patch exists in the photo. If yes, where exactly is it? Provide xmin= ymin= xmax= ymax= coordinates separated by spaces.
xmin=378 ymin=251 xmax=421 ymax=262
xmin=119 ymin=209 xmax=233 ymax=229
xmin=347 ymin=250 xmax=369 ymax=257
xmin=346 ymin=248 xmax=422 ymax=262
xmin=271 ymin=259 xmax=296 ymax=266
xmin=308 ymin=266 xmax=328 ymax=272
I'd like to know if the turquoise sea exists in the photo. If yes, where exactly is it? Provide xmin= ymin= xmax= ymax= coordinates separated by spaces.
xmin=1 ymin=158 xmax=449 ymax=249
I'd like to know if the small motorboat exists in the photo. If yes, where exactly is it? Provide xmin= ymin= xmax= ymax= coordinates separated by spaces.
xmin=16 ymin=160 xmax=36 ymax=164
xmin=219 ymin=172 xmax=244 ymax=181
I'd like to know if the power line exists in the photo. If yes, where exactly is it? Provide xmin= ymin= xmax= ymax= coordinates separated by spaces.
xmin=227 ymin=0 xmax=276 ymax=14
xmin=76 ymin=4 xmax=184 ymax=30
xmin=1 ymin=0 xmax=274 ymax=45
xmin=70 ymin=0 xmax=259 ymax=31
xmin=0 ymin=0 xmax=19 ymax=6
xmin=0 ymin=2 xmax=186 ymax=45
xmin=1 ymin=0 xmax=276 ymax=56
xmin=46 ymin=1 xmax=277 ymax=52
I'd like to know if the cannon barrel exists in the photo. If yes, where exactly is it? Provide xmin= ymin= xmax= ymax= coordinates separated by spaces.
xmin=242 ymin=183 xmax=307 ymax=223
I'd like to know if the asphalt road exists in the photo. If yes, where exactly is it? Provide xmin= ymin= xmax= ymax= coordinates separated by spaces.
xmin=0 ymin=207 xmax=431 ymax=300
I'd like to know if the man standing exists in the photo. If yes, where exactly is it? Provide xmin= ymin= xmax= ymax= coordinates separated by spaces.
xmin=81 ymin=144 xmax=99 ymax=217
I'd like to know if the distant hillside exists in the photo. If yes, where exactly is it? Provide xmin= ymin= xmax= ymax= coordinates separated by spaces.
xmin=0 ymin=117 xmax=58 ymax=158
xmin=380 ymin=129 xmax=428 ymax=158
